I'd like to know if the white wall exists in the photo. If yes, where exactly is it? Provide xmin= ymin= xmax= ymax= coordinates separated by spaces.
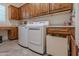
xmin=0 ymin=4 xmax=20 ymax=41
xmin=0 ymin=4 xmax=20 ymax=26
xmin=25 ymin=11 xmax=73 ymax=26
xmin=49 ymin=11 xmax=71 ymax=26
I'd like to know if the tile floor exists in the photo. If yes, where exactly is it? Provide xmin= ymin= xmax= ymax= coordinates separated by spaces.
xmin=0 ymin=40 xmax=42 ymax=56
xmin=0 ymin=40 xmax=79 ymax=56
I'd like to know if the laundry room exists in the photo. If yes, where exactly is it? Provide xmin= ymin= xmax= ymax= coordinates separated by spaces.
xmin=0 ymin=3 xmax=78 ymax=56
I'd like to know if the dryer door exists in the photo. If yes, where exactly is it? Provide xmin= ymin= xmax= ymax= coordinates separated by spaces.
xmin=28 ymin=27 xmax=45 ymax=54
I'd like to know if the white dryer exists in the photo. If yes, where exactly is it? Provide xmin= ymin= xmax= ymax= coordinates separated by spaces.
xmin=27 ymin=21 xmax=49 ymax=54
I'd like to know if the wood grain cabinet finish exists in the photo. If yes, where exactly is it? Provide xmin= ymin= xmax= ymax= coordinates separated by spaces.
xmin=20 ymin=3 xmax=49 ymax=18
xmin=9 ymin=3 xmax=72 ymax=20
xmin=8 ymin=5 xmax=20 ymax=20
xmin=20 ymin=3 xmax=35 ymax=19
xmin=33 ymin=3 xmax=41 ymax=17
xmin=29 ymin=3 xmax=35 ymax=17
xmin=49 ymin=3 xmax=72 ymax=13
xmin=40 ymin=3 xmax=49 ymax=15
xmin=20 ymin=5 xmax=26 ymax=19
xmin=29 ymin=3 xmax=49 ymax=17
xmin=60 ymin=3 xmax=72 ymax=10
xmin=8 ymin=27 xmax=18 ymax=40
xmin=25 ymin=4 xmax=32 ymax=18
xmin=49 ymin=3 xmax=61 ymax=11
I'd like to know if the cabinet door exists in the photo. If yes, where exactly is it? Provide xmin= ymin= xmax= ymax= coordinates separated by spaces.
xmin=8 ymin=27 xmax=18 ymax=40
xmin=19 ymin=3 xmax=41 ymax=18
xmin=49 ymin=3 xmax=72 ymax=13
xmin=49 ymin=3 xmax=61 ymax=11
xmin=29 ymin=3 xmax=41 ymax=17
xmin=53 ymin=3 xmax=61 ymax=10
xmin=40 ymin=3 xmax=49 ymax=15
xmin=20 ymin=4 xmax=34 ymax=19
xmin=9 ymin=5 xmax=19 ymax=20
xmin=60 ymin=3 xmax=72 ymax=10
xmin=20 ymin=5 xmax=26 ymax=19
xmin=33 ymin=3 xmax=41 ymax=17
xmin=25 ymin=4 xmax=32 ymax=18
xmin=29 ymin=3 xmax=36 ymax=17
xmin=20 ymin=3 xmax=34 ymax=18
xmin=46 ymin=35 xmax=68 ymax=56
xmin=28 ymin=3 xmax=49 ymax=17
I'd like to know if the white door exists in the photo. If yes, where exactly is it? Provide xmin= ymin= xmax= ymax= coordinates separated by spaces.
xmin=46 ymin=35 xmax=68 ymax=56
xmin=28 ymin=27 xmax=45 ymax=54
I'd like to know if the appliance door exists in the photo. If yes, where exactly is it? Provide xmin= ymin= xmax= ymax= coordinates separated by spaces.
xmin=18 ymin=26 xmax=28 ymax=47
xmin=46 ymin=35 xmax=68 ymax=56
xmin=28 ymin=27 xmax=45 ymax=54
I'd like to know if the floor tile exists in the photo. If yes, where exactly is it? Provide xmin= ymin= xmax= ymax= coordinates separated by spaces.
xmin=0 ymin=40 xmax=41 ymax=56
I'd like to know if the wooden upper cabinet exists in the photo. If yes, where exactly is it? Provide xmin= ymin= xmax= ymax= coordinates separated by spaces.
xmin=49 ymin=3 xmax=72 ymax=13
xmin=28 ymin=3 xmax=35 ymax=17
xmin=49 ymin=3 xmax=62 ymax=13
xmin=30 ymin=3 xmax=49 ymax=17
xmin=20 ymin=5 xmax=26 ymax=19
xmin=25 ymin=4 xmax=32 ymax=18
xmin=33 ymin=3 xmax=41 ymax=17
xmin=25 ymin=3 xmax=49 ymax=17
xmin=60 ymin=3 xmax=72 ymax=10
xmin=20 ymin=3 xmax=35 ymax=18
xmin=25 ymin=3 xmax=39 ymax=17
xmin=40 ymin=3 xmax=49 ymax=15
xmin=29 ymin=3 xmax=40 ymax=17
xmin=52 ymin=3 xmax=61 ymax=10
xmin=8 ymin=5 xmax=20 ymax=20
xmin=9 ymin=3 xmax=73 ymax=20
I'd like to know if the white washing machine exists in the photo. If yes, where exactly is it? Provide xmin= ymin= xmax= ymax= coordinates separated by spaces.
xmin=18 ymin=26 xmax=29 ymax=47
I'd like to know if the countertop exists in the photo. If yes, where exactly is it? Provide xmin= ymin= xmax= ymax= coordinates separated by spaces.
xmin=0 ymin=25 xmax=18 ymax=30
xmin=0 ymin=24 xmax=75 ymax=28
xmin=47 ymin=25 xmax=75 ymax=28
